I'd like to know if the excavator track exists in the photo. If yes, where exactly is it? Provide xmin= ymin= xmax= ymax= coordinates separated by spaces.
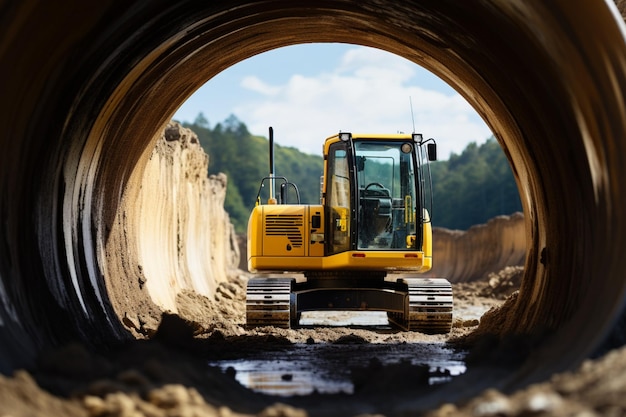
xmin=246 ymin=277 xmax=295 ymax=328
xmin=404 ymin=278 xmax=453 ymax=334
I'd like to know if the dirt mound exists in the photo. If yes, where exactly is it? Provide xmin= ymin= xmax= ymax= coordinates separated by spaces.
xmin=479 ymin=266 xmax=524 ymax=300
xmin=426 ymin=344 xmax=626 ymax=417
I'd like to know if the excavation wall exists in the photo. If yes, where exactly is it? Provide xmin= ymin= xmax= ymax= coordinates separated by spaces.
xmin=104 ymin=122 xmax=240 ymax=336
xmin=428 ymin=213 xmax=526 ymax=282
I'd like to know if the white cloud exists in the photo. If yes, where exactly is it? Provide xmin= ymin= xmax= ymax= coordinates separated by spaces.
xmin=337 ymin=47 xmax=416 ymax=83
xmin=236 ymin=47 xmax=492 ymax=159
xmin=240 ymin=75 xmax=281 ymax=96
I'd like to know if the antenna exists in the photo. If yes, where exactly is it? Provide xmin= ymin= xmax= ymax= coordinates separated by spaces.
xmin=409 ymin=96 xmax=416 ymax=133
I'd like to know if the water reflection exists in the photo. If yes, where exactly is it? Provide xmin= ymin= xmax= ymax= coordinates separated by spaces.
xmin=209 ymin=342 xmax=466 ymax=397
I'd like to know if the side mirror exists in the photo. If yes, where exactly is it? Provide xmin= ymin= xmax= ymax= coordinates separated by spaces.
xmin=427 ymin=143 xmax=437 ymax=161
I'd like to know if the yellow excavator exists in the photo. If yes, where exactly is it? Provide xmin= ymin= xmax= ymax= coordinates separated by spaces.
xmin=246 ymin=128 xmax=452 ymax=333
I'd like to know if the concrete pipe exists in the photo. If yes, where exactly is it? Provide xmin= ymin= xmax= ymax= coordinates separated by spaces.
xmin=1 ymin=0 xmax=626 ymax=408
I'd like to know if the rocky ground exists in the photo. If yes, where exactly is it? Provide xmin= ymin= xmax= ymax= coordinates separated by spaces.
xmin=2 ymin=266 xmax=626 ymax=417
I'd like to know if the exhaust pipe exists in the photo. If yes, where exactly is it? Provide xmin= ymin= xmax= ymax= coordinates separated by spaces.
xmin=269 ymin=126 xmax=276 ymax=204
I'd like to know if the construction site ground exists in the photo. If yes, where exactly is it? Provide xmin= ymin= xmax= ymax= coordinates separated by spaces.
xmin=2 ymin=266 xmax=625 ymax=417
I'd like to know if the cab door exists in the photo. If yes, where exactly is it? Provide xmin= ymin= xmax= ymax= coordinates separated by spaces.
xmin=325 ymin=142 xmax=352 ymax=255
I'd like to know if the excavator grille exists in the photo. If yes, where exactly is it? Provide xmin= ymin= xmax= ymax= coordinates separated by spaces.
xmin=265 ymin=214 xmax=304 ymax=248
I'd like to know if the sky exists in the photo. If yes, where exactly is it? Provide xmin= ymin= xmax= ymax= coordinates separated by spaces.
xmin=173 ymin=43 xmax=493 ymax=160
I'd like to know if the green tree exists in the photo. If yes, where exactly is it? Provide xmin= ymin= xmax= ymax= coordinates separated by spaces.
xmin=430 ymin=137 xmax=521 ymax=229
xmin=194 ymin=112 xmax=209 ymax=128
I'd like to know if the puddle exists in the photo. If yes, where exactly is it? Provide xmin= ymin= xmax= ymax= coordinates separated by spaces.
xmin=209 ymin=342 xmax=466 ymax=397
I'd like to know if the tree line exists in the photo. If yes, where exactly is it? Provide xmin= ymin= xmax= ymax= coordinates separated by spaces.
xmin=181 ymin=113 xmax=521 ymax=232
xmin=430 ymin=139 xmax=521 ymax=229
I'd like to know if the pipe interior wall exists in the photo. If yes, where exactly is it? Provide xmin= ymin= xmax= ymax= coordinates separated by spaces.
xmin=1 ymin=0 xmax=626 ymax=403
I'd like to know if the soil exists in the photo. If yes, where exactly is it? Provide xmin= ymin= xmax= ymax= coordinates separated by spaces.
xmin=2 ymin=268 xmax=626 ymax=417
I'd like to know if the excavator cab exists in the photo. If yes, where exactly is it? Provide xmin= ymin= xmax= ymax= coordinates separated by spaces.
xmin=326 ymin=134 xmax=429 ymax=254
xmin=246 ymin=130 xmax=452 ymax=333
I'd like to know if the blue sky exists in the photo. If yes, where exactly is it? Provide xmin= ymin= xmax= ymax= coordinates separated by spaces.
xmin=173 ymin=43 xmax=492 ymax=160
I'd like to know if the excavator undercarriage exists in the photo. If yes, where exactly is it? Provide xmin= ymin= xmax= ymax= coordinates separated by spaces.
xmin=246 ymin=274 xmax=453 ymax=333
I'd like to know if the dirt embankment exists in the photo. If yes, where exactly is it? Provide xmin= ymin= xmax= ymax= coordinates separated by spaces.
xmin=425 ymin=215 xmax=526 ymax=283
xmin=104 ymin=122 xmax=242 ymax=337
